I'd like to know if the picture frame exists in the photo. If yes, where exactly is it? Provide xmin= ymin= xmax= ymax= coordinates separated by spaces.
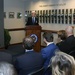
xmin=9 ymin=12 xmax=14 ymax=18
xmin=17 ymin=12 xmax=22 ymax=19
xmin=4 ymin=12 xmax=6 ymax=18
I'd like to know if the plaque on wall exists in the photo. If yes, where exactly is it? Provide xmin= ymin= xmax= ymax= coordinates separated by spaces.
xmin=51 ymin=10 xmax=54 ymax=23
xmin=37 ymin=10 xmax=40 ymax=23
xmin=39 ymin=10 xmax=42 ymax=23
xmin=43 ymin=10 xmax=45 ymax=23
xmin=61 ymin=9 xmax=64 ymax=24
xmin=58 ymin=9 xmax=61 ymax=24
xmin=27 ymin=11 xmax=29 ymax=16
xmin=69 ymin=9 xmax=72 ymax=24
xmin=25 ymin=11 xmax=28 ymax=22
xmin=47 ymin=10 xmax=49 ymax=23
xmin=55 ymin=9 xmax=57 ymax=23
xmin=51 ymin=10 xmax=52 ymax=23
xmin=35 ymin=10 xmax=39 ymax=23
xmin=25 ymin=11 xmax=28 ymax=17
xmin=29 ymin=11 xmax=31 ymax=17
xmin=73 ymin=9 xmax=75 ymax=24
xmin=65 ymin=9 xmax=68 ymax=24
xmin=49 ymin=10 xmax=51 ymax=23
xmin=45 ymin=10 xmax=48 ymax=23
xmin=26 ymin=11 xmax=29 ymax=17
xmin=44 ymin=10 xmax=47 ymax=23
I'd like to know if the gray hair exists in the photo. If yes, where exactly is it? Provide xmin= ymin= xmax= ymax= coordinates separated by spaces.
xmin=31 ymin=10 xmax=36 ymax=13
xmin=0 ymin=62 xmax=17 ymax=75
xmin=65 ymin=26 xmax=74 ymax=37
xmin=50 ymin=51 xmax=75 ymax=75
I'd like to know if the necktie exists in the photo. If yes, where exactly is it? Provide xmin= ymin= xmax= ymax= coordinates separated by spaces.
xmin=32 ymin=17 xmax=35 ymax=23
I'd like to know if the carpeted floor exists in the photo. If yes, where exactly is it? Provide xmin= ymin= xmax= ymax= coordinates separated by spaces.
xmin=1 ymin=44 xmax=25 ymax=56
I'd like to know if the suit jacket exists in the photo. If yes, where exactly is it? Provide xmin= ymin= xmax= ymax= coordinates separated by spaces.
xmin=15 ymin=51 xmax=44 ymax=75
xmin=41 ymin=43 xmax=58 ymax=68
xmin=56 ymin=35 xmax=75 ymax=54
xmin=26 ymin=17 xmax=39 ymax=25
xmin=56 ymin=40 xmax=66 ymax=51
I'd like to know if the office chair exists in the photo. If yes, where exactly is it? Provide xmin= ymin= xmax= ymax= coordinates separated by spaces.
xmin=28 ymin=67 xmax=44 ymax=75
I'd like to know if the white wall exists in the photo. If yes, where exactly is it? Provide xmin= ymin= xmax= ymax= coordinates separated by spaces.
xmin=4 ymin=0 xmax=25 ymax=44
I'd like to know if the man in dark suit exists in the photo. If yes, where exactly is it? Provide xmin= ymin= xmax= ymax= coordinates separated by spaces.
xmin=41 ymin=32 xmax=59 ymax=69
xmin=56 ymin=30 xmax=67 ymax=52
xmin=15 ymin=36 xmax=44 ymax=75
xmin=26 ymin=11 xmax=39 ymax=25
xmin=56 ymin=26 xmax=75 ymax=55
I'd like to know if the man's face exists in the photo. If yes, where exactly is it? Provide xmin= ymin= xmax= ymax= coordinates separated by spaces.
xmin=31 ymin=13 xmax=36 ymax=17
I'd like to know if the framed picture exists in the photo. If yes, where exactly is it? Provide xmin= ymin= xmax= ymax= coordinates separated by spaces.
xmin=4 ymin=12 xmax=6 ymax=18
xmin=17 ymin=12 xmax=22 ymax=19
xmin=9 ymin=12 xmax=14 ymax=18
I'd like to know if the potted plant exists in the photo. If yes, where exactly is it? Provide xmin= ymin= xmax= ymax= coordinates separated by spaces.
xmin=4 ymin=29 xmax=11 ymax=49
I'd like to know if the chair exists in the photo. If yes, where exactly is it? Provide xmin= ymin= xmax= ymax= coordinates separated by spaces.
xmin=28 ymin=67 xmax=44 ymax=75
xmin=69 ymin=50 xmax=75 ymax=58
xmin=0 ymin=51 xmax=12 ymax=64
